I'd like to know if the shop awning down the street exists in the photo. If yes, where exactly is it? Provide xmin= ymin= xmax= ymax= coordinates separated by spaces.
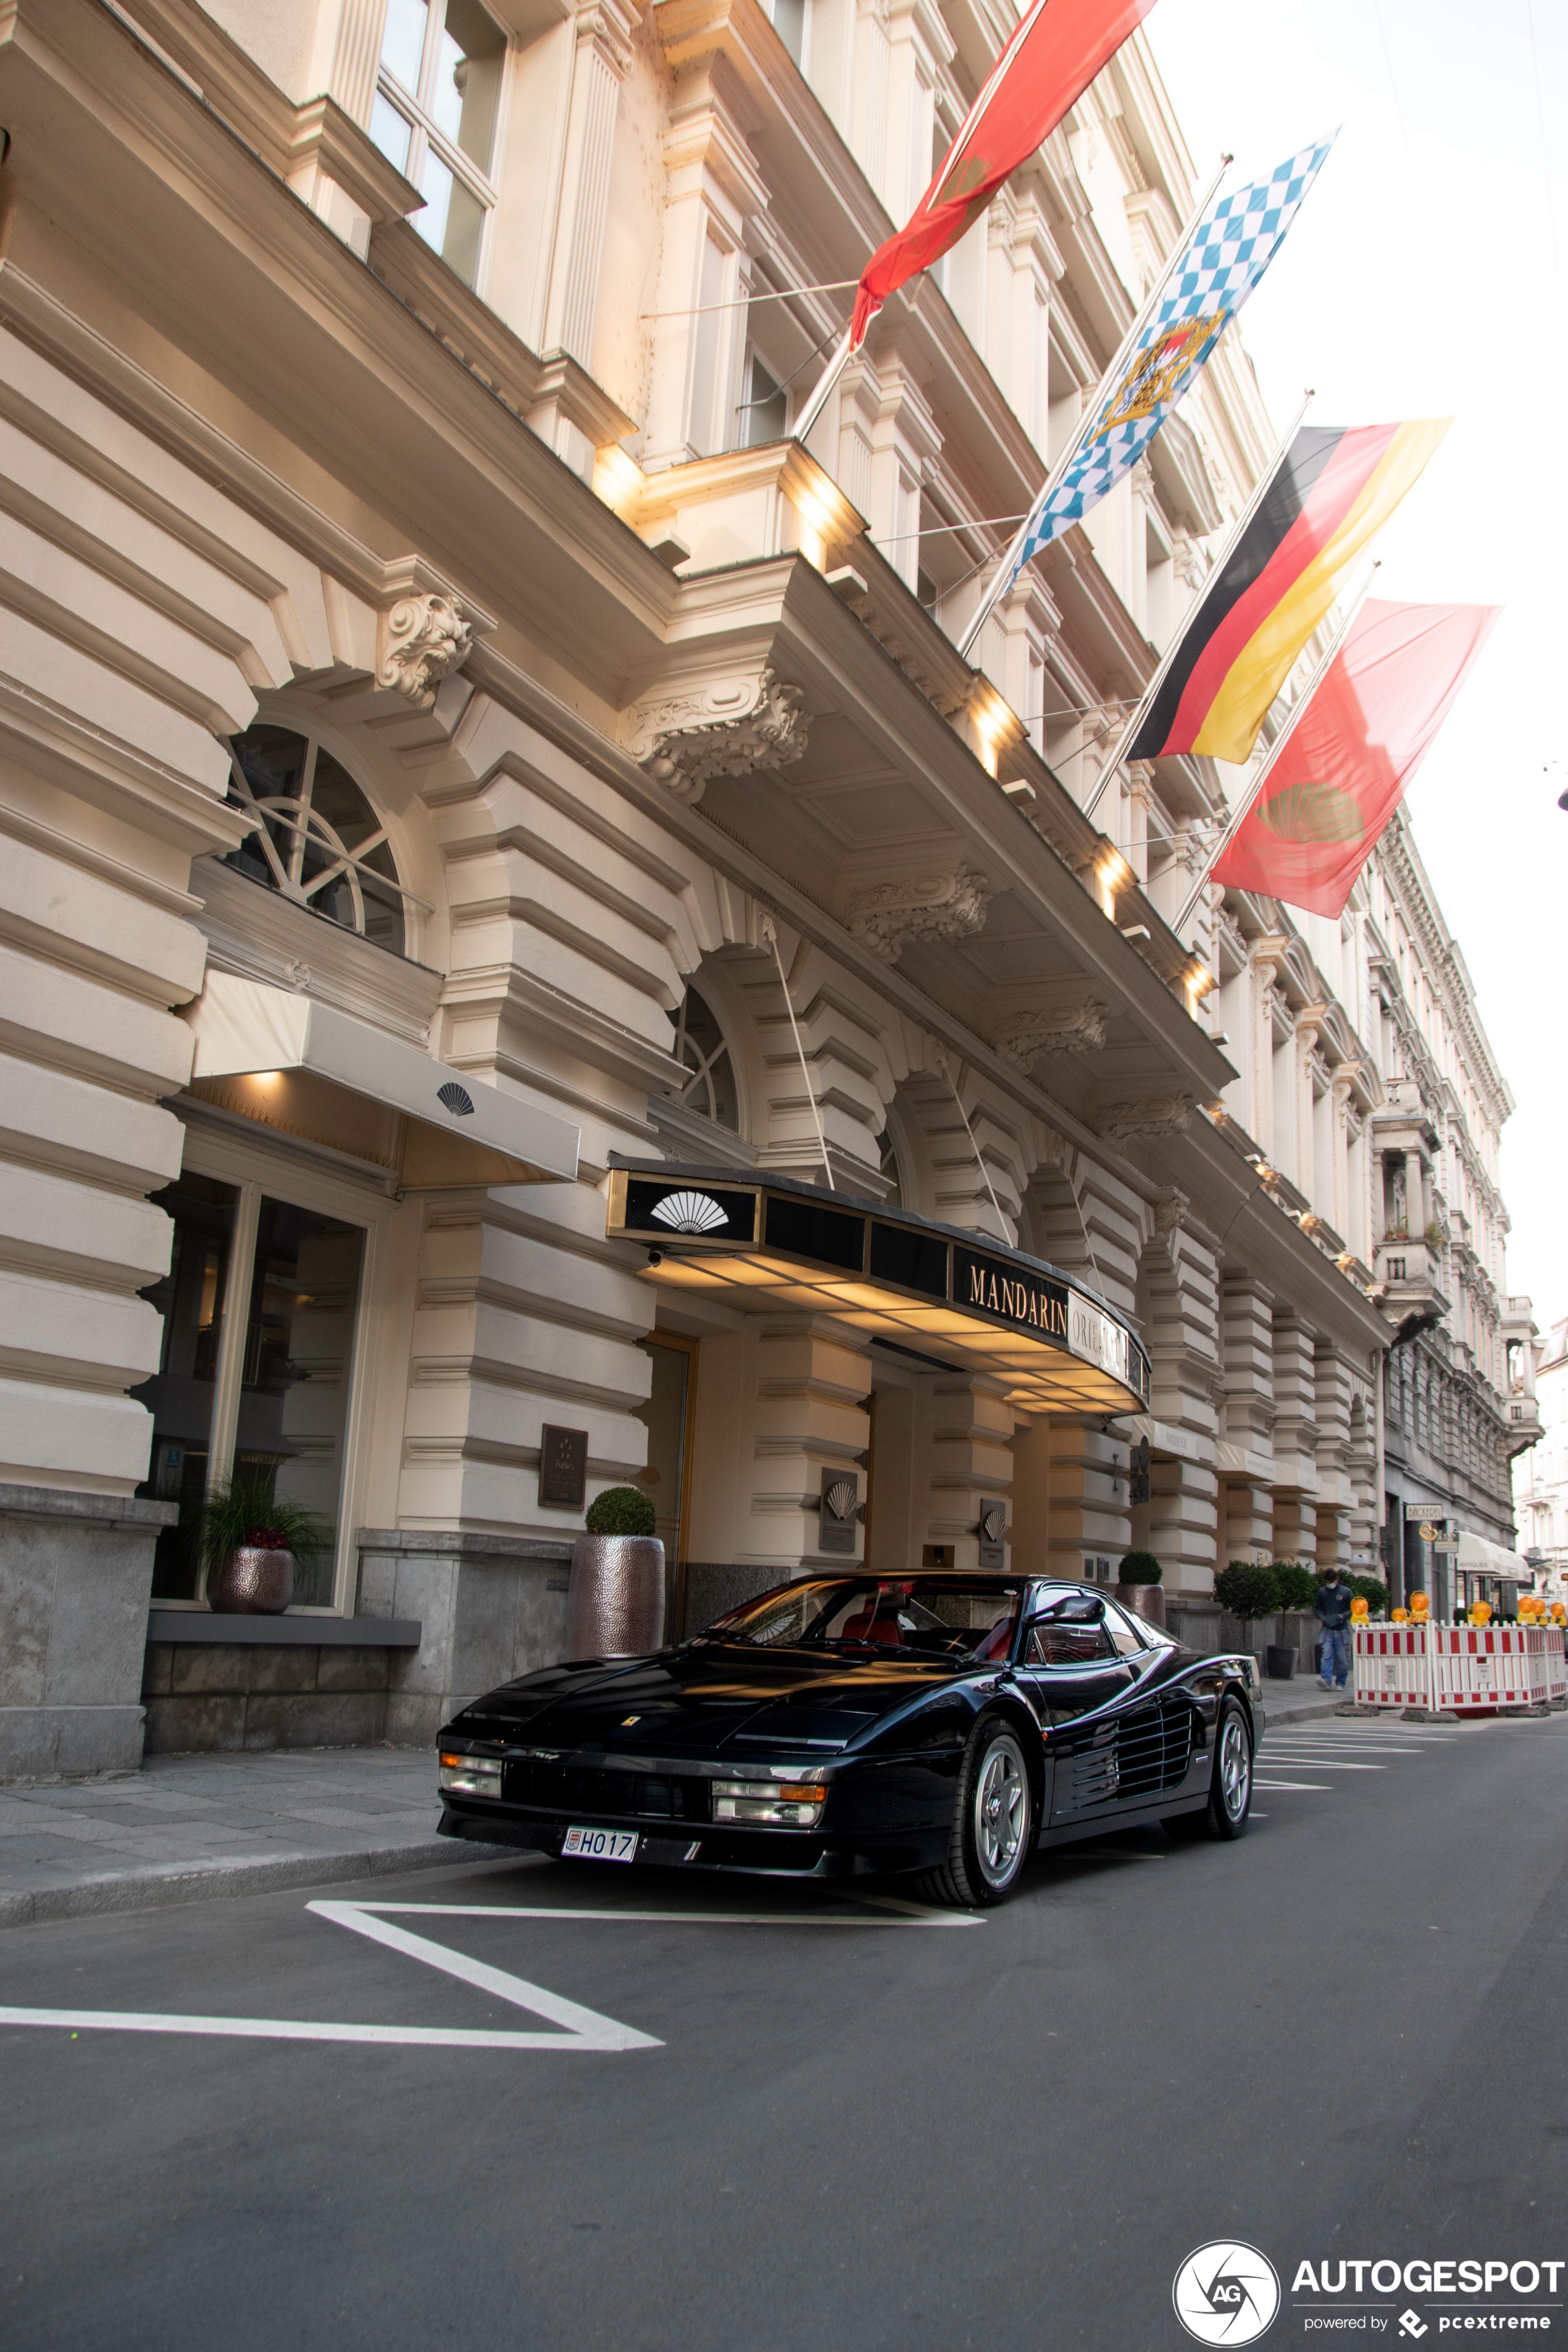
xmin=606 ymin=1162 xmax=1151 ymax=1417
xmin=180 ymin=971 xmax=580 ymax=1188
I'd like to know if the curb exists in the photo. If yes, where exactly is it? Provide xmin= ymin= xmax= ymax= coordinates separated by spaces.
xmin=0 ymin=1834 xmax=519 ymax=1932
xmin=1261 ymin=1692 xmax=1359 ymax=1728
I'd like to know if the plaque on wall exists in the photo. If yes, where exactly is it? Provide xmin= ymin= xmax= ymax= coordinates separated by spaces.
xmin=977 ymin=1498 xmax=1007 ymax=1570
xmin=819 ymin=1468 xmax=859 ymax=1554
xmin=539 ymin=1424 xmax=588 ymax=1509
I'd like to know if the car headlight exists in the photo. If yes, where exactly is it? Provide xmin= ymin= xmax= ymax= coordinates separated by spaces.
xmin=711 ymin=1779 xmax=827 ymax=1826
xmin=439 ymin=1749 xmax=503 ymax=1796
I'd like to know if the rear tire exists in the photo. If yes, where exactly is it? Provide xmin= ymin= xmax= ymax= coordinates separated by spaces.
xmin=917 ymin=1716 xmax=1033 ymax=1908
xmin=1204 ymin=1695 xmax=1253 ymax=1840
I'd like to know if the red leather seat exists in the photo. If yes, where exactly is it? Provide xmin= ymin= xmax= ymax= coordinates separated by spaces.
xmin=972 ymin=1613 xmax=1016 ymax=1662
xmin=843 ymin=1604 xmax=903 ymax=1644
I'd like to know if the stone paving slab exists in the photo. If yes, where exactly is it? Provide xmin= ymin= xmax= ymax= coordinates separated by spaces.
xmin=0 ymin=1748 xmax=509 ymax=1929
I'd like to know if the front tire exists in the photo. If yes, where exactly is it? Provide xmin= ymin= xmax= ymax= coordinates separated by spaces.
xmin=1205 ymin=1694 xmax=1253 ymax=1839
xmin=919 ymin=1716 xmax=1034 ymax=1907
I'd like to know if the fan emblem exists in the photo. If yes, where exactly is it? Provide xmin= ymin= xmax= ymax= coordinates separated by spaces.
xmin=436 ymin=1081 xmax=475 ymax=1117
xmin=649 ymin=1190 xmax=728 ymax=1235
xmin=823 ymin=1478 xmax=858 ymax=1520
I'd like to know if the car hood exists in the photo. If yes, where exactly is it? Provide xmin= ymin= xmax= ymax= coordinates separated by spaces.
xmin=451 ymin=1645 xmax=957 ymax=1754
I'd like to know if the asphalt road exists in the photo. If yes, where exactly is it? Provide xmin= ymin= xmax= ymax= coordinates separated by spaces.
xmin=4 ymin=1712 xmax=1567 ymax=2352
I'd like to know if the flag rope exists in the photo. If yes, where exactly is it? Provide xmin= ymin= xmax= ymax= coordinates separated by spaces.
xmin=1171 ymin=562 xmax=1381 ymax=936
xmin=1080 ymin=388 xmax=1315 ymax=822
xmin=761 ymin=913 xmax=835 ymax=1191
xmin=957 ymin=152 xmax=1233 ymax=662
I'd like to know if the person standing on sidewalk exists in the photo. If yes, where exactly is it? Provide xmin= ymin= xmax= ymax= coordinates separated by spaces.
xmin=1315 ymin=1568 xmax=1354 ymax=1690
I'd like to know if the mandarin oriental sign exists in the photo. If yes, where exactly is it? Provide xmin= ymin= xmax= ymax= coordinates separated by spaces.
xmin=606 ymin=1163 xmax=1151 ymax=1416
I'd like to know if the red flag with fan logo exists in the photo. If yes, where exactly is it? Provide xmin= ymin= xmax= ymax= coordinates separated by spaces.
xmin=1210 ymin=599 xmax=1499 ymax=919
xmin=849 ymin=0 xmax=1159 ymax=348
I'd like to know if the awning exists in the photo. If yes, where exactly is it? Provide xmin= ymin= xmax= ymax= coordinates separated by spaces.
xmin=181 ymin=972 xmax=578 ymax=1188
xmin=606 ymin=1163 xmax=1151 ymax=1417
xmin=1456 ymin=1528 xmax=1531 ymax=1582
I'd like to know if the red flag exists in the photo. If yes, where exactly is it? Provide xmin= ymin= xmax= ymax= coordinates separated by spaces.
xmin=849 ymin=0 xmax=1158 ymax=348
xmin=1210 ymin=599 xmax=1499 ymax=919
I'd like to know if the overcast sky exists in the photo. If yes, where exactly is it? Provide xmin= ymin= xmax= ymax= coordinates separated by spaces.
xmin=1144 ymin=0 xmax=1567 ymax=1338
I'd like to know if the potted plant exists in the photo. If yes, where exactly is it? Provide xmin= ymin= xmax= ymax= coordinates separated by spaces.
xmin=1115 ymin=1549 xmax=1165 ymax=1628
xmin=186 ymin=1477 xmax=327 ymax=1614
xmin=567 ymin=1485 xmax=666 ymax=1659
xmin=1214 ymin=1561 xmax=1283 ymax=1669
xmin=1270 ymin=1562 xmax=1319 ymax=1679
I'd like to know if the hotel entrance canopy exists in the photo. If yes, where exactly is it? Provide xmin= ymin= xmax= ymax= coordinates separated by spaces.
xmin=607 ymin=1164 xmax=1151 ymax=1417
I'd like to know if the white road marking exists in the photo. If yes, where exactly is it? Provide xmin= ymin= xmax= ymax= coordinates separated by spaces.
xmin=366 ymin=1900 xmax=980 ymax=1929
xmin=1259 ymin=1758 xmax=1385 ymax=1771
xmin=0 ymin=1891 xmax=982 ymax=2054
xmin=1253 ymin=1779 xmax=1331 ymax=1791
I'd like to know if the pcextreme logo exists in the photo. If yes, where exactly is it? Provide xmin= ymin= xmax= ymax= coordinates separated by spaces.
xmin=1173 ymin=2242 xmax=1283 ymax=2345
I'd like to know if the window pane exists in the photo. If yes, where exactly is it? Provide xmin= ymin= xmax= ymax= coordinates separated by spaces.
xmin=768 ymin=0 xmax=805 ymax=65
xmin=132 ymin=1175 xmax=240 ymax=1601
xmin=743 ymin=352 xmax=788 ymax=447
xmin=370 ymin=91 xmax=414 ymax=175
xmin=433 ymin=0 xmax=505 ymax=172
xmin=234 ymin=1199 xmax=365 ymax=1609
xmin=414 ymin=152 xmax=486 ymax=286
xmin=380 ymin=0 xmax=428 ymax=92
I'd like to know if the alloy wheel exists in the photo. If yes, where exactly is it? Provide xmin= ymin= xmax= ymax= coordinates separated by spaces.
xmin=1218 ymin=1711 xmax=1251 ymax=1822
xmin=973 ymin=1731 xmax=1028 ymax=1885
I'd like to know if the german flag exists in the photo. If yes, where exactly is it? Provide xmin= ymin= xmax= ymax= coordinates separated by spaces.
xmin=1129 ymin=419 xmax=1449 ymax=766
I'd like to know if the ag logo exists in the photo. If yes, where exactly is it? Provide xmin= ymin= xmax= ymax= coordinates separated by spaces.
xmin=1172 ymin=2242 xmax=1281 ymax=2344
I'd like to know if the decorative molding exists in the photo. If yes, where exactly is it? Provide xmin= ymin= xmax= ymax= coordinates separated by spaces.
xmin=990 ymin=998 xmax=1110 ymax=1067
xmin=377 ymin=593 xmax=475 ymax=706
xmin=1153 ymin=1190 xmax=1190 ymax=1237
xmin=846 ymin=867 xmax=990 ymax=963
xmin=623 ymin=669 xmax=810 ymax=803
xmin=1093 ymin=1093 xmax=1195 ymax=1142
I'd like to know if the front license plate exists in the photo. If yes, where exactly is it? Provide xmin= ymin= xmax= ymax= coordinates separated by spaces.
xmin=562 ymin=1825 xmax=638 ymax=1862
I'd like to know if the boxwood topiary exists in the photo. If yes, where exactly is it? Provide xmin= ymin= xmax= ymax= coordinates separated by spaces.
xmin=1272 ymin=1562 xmax=1319 ymax=1612
xmin=584 ymin=1484 xmax=657 ymax=1538
xmin=1117 ymin=1549 xmax=1162 ymax=1586
xmin=1214 ymin=1560 xmax=1283 ymax=1620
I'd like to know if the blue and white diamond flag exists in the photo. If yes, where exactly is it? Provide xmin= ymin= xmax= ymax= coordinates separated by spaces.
xmin=1004 ymin=135 xmax=1335 ymax=583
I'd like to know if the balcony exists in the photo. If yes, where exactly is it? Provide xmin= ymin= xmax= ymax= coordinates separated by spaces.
xmin=1374 ymin=1238 xmax=1449 ymax=1338
xmin=1505 ymin=1394 xmax=1543 ymax=1456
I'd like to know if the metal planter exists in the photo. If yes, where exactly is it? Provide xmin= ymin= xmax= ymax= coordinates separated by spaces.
xmin=207 ymin=1545 xmax=297 ymax=1614
xmin=567 ymin=1533 xmax=667 ymax=1658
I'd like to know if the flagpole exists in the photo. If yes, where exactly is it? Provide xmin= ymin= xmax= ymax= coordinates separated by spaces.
xmin=1080 ymin=388 xmax=1316 ymax=824
xmin=1172 ymin=561 xmax=1382 ymax=936
xmin=792 ymin=327 xmax=854 ymax=448
xmin=958 ymin=151 xmax=1234 ymax=663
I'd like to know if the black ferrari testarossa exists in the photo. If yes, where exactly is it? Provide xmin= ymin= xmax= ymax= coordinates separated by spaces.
xmin=436 ymin=1574 xmax=1264 ymax=1905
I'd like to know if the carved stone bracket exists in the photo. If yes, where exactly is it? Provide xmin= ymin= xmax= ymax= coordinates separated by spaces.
xmin=377 ymin=592 xmax=475 ymax=706
xmin=991 ymin=998 xmax=1109 ymax=1068
xmin=623 ymin=669 xmax=810 ymax=804
xmin=847 ymin=868 xmax=990 ymax=964
xmin=1094 ymin=1093 xmax=1196 ymax=1143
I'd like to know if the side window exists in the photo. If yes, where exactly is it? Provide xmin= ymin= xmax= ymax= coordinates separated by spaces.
xmin=1103 ymin=1601 xmax=1148 ymax=1658
xmin=1025 ymin=1615 xmax=1116 ymax=1667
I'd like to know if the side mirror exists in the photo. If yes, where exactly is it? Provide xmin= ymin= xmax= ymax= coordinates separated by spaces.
xmin=1027 ymin=1592 xmax=1103 ymax=1630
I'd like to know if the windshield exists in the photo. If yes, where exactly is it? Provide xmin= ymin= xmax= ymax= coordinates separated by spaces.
xmin=704 ymin=1578 xmax=1024 ymax=1662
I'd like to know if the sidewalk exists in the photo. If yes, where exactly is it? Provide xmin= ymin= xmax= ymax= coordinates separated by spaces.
xmin=0 ymin=1748 xmax=509 ymax=1930
xmin=1263 ymin=1675 xmax=1361 ymax=1729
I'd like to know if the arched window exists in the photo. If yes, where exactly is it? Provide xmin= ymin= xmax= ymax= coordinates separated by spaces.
xmin=875 ymin=1124 xmax=903 ymax=1207
xmin=223 ymin=723 xmax=412 ymax=957
xmin=672 ymin=987 xmax=738 ymax=1132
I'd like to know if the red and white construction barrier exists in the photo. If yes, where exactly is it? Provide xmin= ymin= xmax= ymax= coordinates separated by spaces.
xmin=1353 ymin=1624 xmax=1567 ymax=1712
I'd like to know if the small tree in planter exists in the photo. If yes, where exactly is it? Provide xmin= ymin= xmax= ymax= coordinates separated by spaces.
xmin=1116 ymin=1549 xmax=1165 ymax=1628
xmin=1350 ymin=1575 xmax=1389 ymax=1617
xmin=569 ymin=1485 xmax=664 ymax=1658
xmin=1214 ymin=1561 xmax=1283 ymax=1662
xmin=584 ymin=1485 xmax=657 ymax=1538
xmin=185 ymin=1477 xmax=327 ymax=1614
xmin=1274 ymin=1563 xmax=1318 ymax=1612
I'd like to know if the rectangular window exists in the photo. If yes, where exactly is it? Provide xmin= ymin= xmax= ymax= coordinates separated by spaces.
xmin=135 ymin=1179 xmax=367 ymax=1611
xmin=763 ymin=0 xmax=806 ymax=65
xmin=741 ymin=351 xmax=788 ymax=446
xmin=371 ymin=0 xmax=506 ymax=290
